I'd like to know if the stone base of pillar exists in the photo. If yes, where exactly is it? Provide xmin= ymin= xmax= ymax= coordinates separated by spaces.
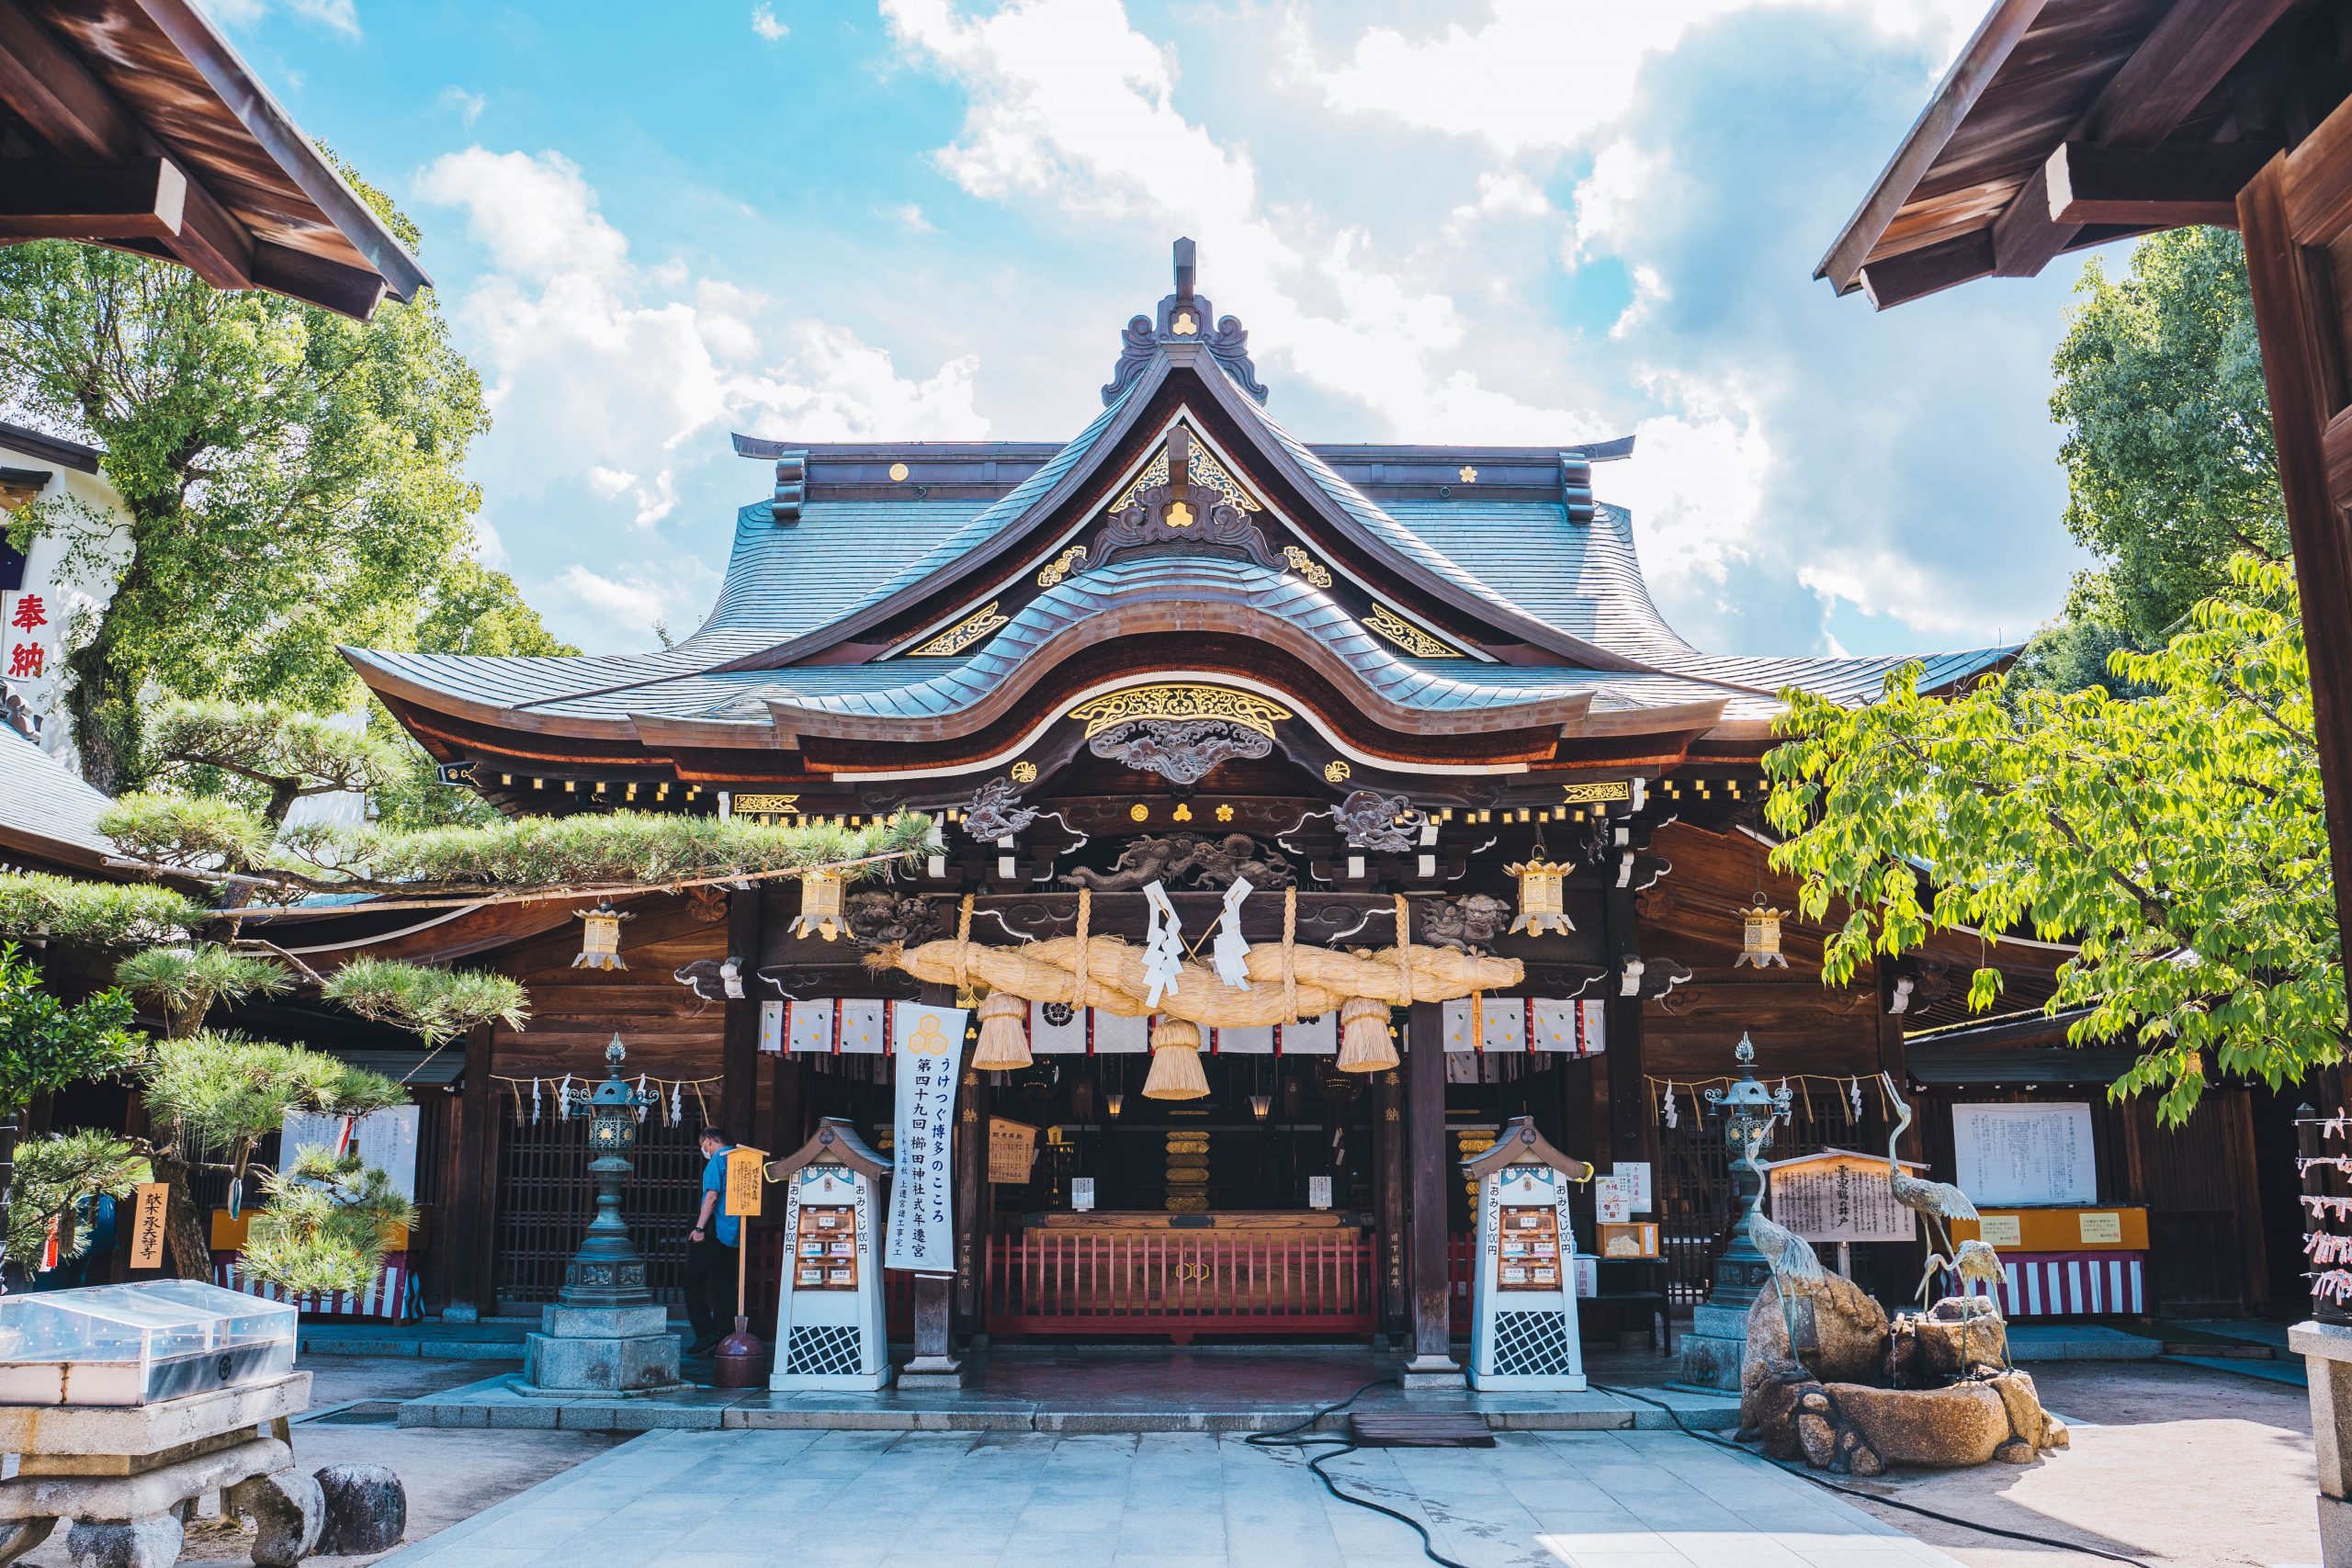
xmin=1401 ymin=1354 xmax=1464 ymax=1390
xmin=2293 ymin=1320 xmax=2352 ymax=1566
xmin=896 ymin=1356 xmax=965 ymax=1390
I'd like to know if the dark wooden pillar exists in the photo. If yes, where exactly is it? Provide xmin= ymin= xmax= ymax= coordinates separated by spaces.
xmin=1601 ymin=882 xmax=1647 ymax=1168
xmin=1404 ymin=1002 xmax=1461 ymax=1382
xmin=2241 ymin=140 xmax=2352 ymax=976
xmin=954 ymin=1057 xmax=988 ymax=1338
xmin=718 ymin=889 xmax=763 ymax=1140
xmin=1374 ymin=1065 xmax=1408 ymax=1340
xmin=447 ymin=1021 xmax=498 ymax=1320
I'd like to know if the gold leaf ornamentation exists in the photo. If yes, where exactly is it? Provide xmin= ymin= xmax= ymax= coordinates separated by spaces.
xmin=906 ymin=600 xmax=1009 ymax=658
xmin=1364 ymin=604 xmax=1461 ymax=659
xmin=1067 ymin=684 xmax=1295 ymax=740
xmin=1109 ymin=428 xmax=1261 ymax=514
xmin=1324 ymin=761 xmax=1352 ymax=784
xmin=1010 ymin=761 xmax=1039 ymax=784
xmin=1281 ymin=546 xmax=1333 ymax=588
xmin=1559 ymin=780 xmax=1633 ymax=805
xmin=1037 ymin=546 xmax=1087 ymax=588
xmin=733 ymin=793 xmax=801 ymax=817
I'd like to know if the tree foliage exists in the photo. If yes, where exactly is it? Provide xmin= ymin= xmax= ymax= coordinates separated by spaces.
xmin=241 ymin=1145 xmax=415 ymax=1297
xmin=146 ymin=699 xmax=406 ymax=826
xmin=0 ymin=874 xmax=202 ymax=948
xmin=141 ymin=1032 xmax=406 ymax=1173
xmin=0 ymin=164 xmax=489 ymax=791
xmin=4 ymin=1131 xmax=149 ymax=1272
xmin=114 ymin=944 xmax=291 ymax=1039
xmin=0 ymin=943 xmax=147 ymax=1112
xmin=319 ymin=957 xmax=528 ymax=1045
xmin=1765 ymin=556 xmax=2335 ymax=1123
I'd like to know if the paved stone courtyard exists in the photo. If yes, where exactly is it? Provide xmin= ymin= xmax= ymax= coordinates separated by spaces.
xmin=377 ymin=1427 xmax=1962 ymax=1568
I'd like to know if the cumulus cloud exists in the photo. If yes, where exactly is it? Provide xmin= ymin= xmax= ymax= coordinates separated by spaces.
xmin=752 ymin=4 xmax=788 ymax=40
xmin=415 ymin=145 xmax=987 ymax=646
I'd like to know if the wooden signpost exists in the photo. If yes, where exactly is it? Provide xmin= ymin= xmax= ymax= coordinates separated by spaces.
xmin=722 ymin=1146 xmax=767 ymax=1329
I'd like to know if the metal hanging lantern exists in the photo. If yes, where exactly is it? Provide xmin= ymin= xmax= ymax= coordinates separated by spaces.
xmin=1505 ymin=852 xmax=1574 ymax=936
xmin=1105 ymin=1091 xmax=1125 ymax=1119
xmin=1736 ymin=897 xmax=1788 ymax=969
xmin=572 ymin=903 xmax=632 ymax=971
xmin=1250 ymin=1093 xmax=1272 ymax=1121
xmin=789 ymin=868 xmax=846 ymax=941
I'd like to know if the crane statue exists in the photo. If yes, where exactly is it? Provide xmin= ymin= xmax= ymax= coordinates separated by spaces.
xmin=1918 ymin=1239 xmax=2009 ymax=1371
xmin=1879 ymin=1070 xmax=1980 ymax=1272
xmin=1747 ymin=1205 xmax=1827 ymax=1366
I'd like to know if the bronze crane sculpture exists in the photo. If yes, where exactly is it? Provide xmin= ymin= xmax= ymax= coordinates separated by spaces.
xmin=1748 ymin=1204 xmax=1827 ymax=1365
xmin=1880 ymin=1070 xmax=1979 ymax=1269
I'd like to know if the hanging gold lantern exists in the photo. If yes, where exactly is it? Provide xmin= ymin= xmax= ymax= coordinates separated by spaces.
xmin=1504 ymin=853 xmax=1574 ymax=936
xmin=1335 ymin=997 xmax=1398 ymax=1073
xmin=789 ymin=868 xmax=846 ymax=941
xmin=1143 ymin=1015 xmax=1209 ymax=1100
xmin=1736 ymin=897 xmax=1789 ymax=969
xmin=572 ymin=902 xmax=632 ymax=970
xmin=971 ymin=991 xmax=1034 ymax=1071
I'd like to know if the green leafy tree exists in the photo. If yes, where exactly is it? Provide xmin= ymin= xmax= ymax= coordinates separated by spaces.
xmin=0 ymin=165 xmax=488 ymax=793
xmin=0 ymin=943 xmax=147 ymax=1258
xmin=1765 ymin=556 xmax=2334 ymax=1124
xmin=146 ymin=699 xmax=406 ymax=827
xmin=2026 ymin=227 xmax=2286 ymax=693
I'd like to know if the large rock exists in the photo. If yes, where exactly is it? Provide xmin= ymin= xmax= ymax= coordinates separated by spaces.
xmin=312 ymin=1465 xmax=405 ymax=1556
xmin=229 ymin=1468 xmax=323 ymax=1568
xmin=1739 ymin=1276 xmax=1888 ymax=1436
xmin=1894 ymin=1296 xmax=2008 ymax=1383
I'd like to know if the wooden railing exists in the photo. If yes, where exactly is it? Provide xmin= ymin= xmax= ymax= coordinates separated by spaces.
xmin=984 ymin=1231 xmax=1377 ymax=1339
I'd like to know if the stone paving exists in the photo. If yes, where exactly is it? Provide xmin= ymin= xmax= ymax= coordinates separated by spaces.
xmin=377 ymin=1426 xmax=1963 ymax=1568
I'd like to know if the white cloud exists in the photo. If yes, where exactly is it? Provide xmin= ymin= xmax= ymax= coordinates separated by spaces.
xmin=415 ymin=145 xmax=988 ymax=579
xmin=438 ymin=86 xmax=486 ymax=127
xmin=888 ymin=202 xmax=937 ymax=233
xmin=198 ymin=0 xmax=361 ymax=36
xmin=550 ymin=561 xmax=721 ymax=640
xmin=1444 ymin=170 xmax=1550 ymax=237
xmin=752 ymin=4 xmax=788 ymax=40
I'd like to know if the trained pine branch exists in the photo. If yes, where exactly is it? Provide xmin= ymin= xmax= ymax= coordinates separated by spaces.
xmin=0 ymin=874 xmax=205 ymax=947
xmin=240 ymin=1146 xmax=416 ymax=1297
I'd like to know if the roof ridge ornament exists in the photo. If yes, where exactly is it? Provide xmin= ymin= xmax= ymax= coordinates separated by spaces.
xmin=1102 ymin=237 xmax=1270 ymax=408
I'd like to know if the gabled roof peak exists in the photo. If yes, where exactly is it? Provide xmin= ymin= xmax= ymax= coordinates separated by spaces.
xmin=1103 ymin=238 xmax=1269 ymax=408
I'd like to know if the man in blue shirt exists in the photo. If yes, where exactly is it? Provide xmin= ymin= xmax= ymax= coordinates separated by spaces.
xmin=685 ymin=1126 xmax=737 ymax=1355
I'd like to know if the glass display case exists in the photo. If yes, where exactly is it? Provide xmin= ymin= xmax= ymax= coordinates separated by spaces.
xmin=0 ymin=1280 xmax=296 ymax=1405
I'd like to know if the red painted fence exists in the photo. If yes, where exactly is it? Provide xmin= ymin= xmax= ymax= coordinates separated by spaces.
xmin=983 ymin=1231 xmax=1378 ymax=1340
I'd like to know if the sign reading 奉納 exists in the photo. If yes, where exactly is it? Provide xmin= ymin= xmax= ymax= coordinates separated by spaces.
xmin=884 ymin=1001 xmax=968 ymax=1273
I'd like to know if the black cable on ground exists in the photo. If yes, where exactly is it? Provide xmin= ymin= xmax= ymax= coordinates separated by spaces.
xmin=1243 ymin=1377 xmax=1474 ymax=1568
xmin=1589 ymin=1381 xmax=2149 ymax=1567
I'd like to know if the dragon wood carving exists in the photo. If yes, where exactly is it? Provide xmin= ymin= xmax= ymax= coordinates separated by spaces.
xmin=1063 ymin=832 xmax=1295 ymax=892
xmin=844 ymin=890 xmax=945 ymax=947
xmin=963 ymin=775 xmax=1039 ymax=842
xmin=1333 ymin=789 xmax=1423 ymax=853
xmin=1089 ymin=716 xmax=1271 ymax=785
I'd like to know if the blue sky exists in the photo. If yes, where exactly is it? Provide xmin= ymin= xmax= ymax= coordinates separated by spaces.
xmin=208 ymin=0 xmax=2098 ymax=660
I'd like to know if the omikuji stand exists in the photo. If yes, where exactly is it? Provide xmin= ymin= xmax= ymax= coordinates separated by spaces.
xmin=1464 ymin=1116 xmax=1593 ymax=1392
xmin=768 ymin=1119 xmax=893 ymax=1392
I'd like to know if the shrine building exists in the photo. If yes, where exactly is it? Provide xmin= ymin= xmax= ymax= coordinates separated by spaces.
xmin=293 ymin=242 xmax=2276 ymax=1365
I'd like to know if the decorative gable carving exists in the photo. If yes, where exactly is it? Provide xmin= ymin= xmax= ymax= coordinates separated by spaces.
xmin=1102 ymin=237 xmax=1269 ymax=407
xmin=1083 ymin=423 xmax=1283 ymax=572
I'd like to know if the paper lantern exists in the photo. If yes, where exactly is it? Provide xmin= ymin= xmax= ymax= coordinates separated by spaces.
xmin=1504 ymin=853 xmax=1574 ymax=936
xmin=971 ymin=990 xmax=1034 ymax=1071
xmin=1736 ymin=897 xmax=1788 ymax=969
xmin=572 ymin=902 xmax=631 ymax=971
xmin=1143 ymin=1016 xmax=1209 ymax=1100
xmin=789 ymin=868 xmax=846 ymax=941
xmin=1336 ymin=997 xmax=1398 ymax=1073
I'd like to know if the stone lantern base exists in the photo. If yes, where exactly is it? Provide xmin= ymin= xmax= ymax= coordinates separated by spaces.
xmin=519 ymin=1304 xmax=682 ymax=1398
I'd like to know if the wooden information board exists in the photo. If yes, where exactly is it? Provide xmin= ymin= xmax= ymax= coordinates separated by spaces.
xmin=1763 ymin=1150 xmax=1917 ymax=1244
xmin=1952 ymin=1102 xmax=2096 ymax=1206
xmin=130 ymin=1182 xmax=169 ymax=1269
xmin=723 ymin=1146 xmax=766 ymax=1218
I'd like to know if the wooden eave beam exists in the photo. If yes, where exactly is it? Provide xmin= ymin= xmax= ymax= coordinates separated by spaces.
xmin=0 ymin=156 xmax=187 ymax=240
xmin=1991 ymin=0 xmax=2296 ymax=276
xmin=1860 ymin=231 xmax=1996 ymax=310
xmin=0 ymin=2 xmax=252 ymax=288
xmin=1816 ymin=0 xmax=2050 ymax=293
xmin=2044 ymin=140 xmax=2275 ymax=228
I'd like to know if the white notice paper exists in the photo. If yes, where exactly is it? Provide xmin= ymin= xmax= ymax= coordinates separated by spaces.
xmin=883 ymin=1001 xmax=968 ymax=1272
xmin=1951 ymin=1102 xmax=2096 ymax=1206
xmin=281 ymin=1105 xmax=420 ymax=1200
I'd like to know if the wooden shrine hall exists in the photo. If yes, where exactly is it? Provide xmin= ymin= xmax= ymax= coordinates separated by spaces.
xmin=323 ymin=241 xmax=2039 ymax=1368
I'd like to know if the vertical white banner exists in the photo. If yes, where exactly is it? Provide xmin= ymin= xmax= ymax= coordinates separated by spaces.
xmin=883 ymin=1000 xmax=967 ymax=1272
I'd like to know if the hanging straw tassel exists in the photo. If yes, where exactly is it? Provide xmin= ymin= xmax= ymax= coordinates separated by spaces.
xmin=1337 ymin=996 xmax=1397 ymax=1072
xmin=972 ymin=989 xmax=1034 ymax=1070
xmin=1143 ymin=1015 xmax=1209 ymax=1100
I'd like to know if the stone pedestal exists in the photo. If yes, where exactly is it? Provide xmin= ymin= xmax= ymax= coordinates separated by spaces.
xmin=1400 ymin=1354 xmax=1467 ymax=1391
xmin=1675 ymin=1301 xmax=1753 ymax=1393
xmin=0 ymin=1372 xmax=319 ymax=1568
xmin=520 ymin=1304 xmax=681 ymax=1398
xmin=2292 ymin=1319 xmax=2352 ymax=1565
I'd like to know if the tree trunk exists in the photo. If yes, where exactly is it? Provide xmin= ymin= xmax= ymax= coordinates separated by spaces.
xmin=145 ymin=1151 xmax=215 ymax=1282
xmin=0 ymin=1111 xmax=17 ymax=1287
xmin=63 ymin=624 xmax=141 ymax=795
